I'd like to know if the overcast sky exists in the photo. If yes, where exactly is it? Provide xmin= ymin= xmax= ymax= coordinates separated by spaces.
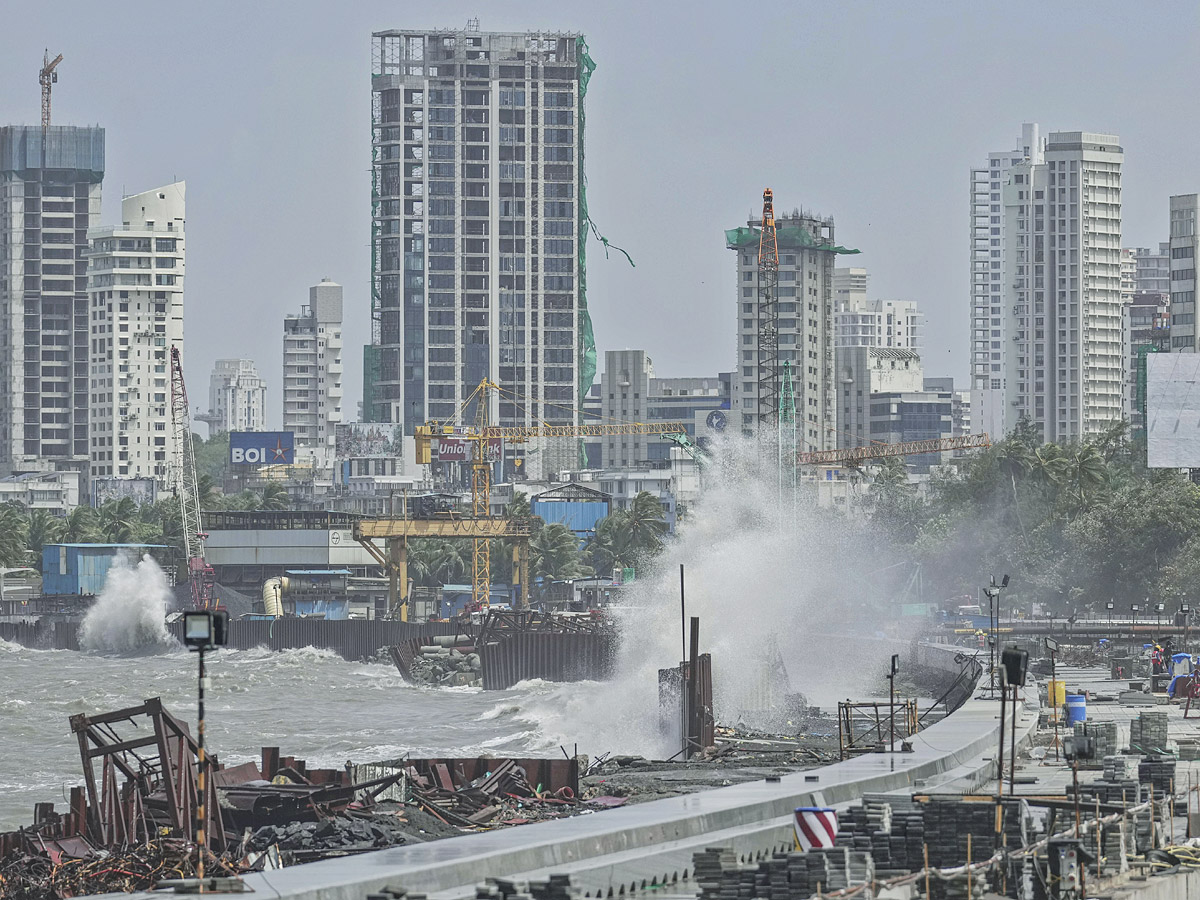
xmin=3 ymin=1 xmax=1197 ymax=428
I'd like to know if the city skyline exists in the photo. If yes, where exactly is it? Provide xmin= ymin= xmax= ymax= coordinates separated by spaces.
xmin=0 ymin=2 xmax=1194 ymax=432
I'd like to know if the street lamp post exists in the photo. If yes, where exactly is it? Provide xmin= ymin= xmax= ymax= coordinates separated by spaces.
xmin=1132 ymin=603 xmax=1140 ymax=634
xmin=1183 ymin=604 xmax=1192 ymax=653
xmin=985 ymin=575 xmax=1009 ymax=695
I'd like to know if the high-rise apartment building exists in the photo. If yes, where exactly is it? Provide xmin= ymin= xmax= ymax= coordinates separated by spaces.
xmin=970 ymin=125 xmax=1124 ymax=441
xmin=835 ymin=297 xmax=923 ymax=350
xmin=968 ymin=123 xmax=1041 ymax=439
xmin=87 ymin=183 xmax=185 ymax=486
xmin=283 ymin=278 xmax=343 ymax=453
xmin=599 ymin=349 xmax=651 ymax=469
xmin=0 ymin=126 xmax=104 ymax=476
xmin=1004 ymin=132 xmax=1124 ymax=441
xmin=1130 ymin=243 xmax=1171 ymax=294
xmin=367 ymin=25 xmax=595 ymax=479
xmin=833 ymin=266 xmax=867 ymax=307
xmin=202 ymin=359 xmax=267 ymax=435
xmin=1168 ymin=195 xmax=1199 ymax=352
xmin=727 ymin=209 xmax=848 ymax=449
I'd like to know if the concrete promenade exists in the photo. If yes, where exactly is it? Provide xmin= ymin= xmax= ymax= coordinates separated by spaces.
xmin=114 ymin=643 xmax=1033 ymax=900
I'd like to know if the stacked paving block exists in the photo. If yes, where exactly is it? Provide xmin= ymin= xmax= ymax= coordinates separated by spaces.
xmin=1138 ymin=754 xmax=1177 ymax=799
xmin=1129 ymin=710 xmax=1169 ymax=752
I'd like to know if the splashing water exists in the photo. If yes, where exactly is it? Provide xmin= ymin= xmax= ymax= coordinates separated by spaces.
xmin=524 ymin=433 xmax=914 ymax=758
xmin=79 ymin=554 xmax=175 ymax=653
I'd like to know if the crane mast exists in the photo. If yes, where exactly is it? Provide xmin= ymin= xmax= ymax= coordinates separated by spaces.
xmin=756 ymin=188 xmax=780 ymax=430
xmin=169 ymin=346 xmax=214 ymax=608
xmin=39 ymin=50 xmax=63 ymax=130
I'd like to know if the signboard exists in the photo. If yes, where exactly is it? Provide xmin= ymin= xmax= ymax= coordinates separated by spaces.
xmin=435 ymin=437 xmax=502 ymax=462
xmin=229 ymin=431 xmax=295 ymax=466
xmin=1147 ymin=354 xmax=1200 ymax=468
xmin=93 ymin=476 xmax=156 ymax=507
xmin=335 ymin=423 xmax=403 ymax=458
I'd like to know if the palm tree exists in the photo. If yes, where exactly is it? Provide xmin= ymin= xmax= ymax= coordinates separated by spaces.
xmin=196 ymin=473 xmax=219 ymax=510
xmin=530 ymin=523 xmax=592 ymax=583
xmin=1031 ymin=444 xmax=1069 ymax=487
xmin=259 ymin=482 xmax=290 ymax=511
xmin=622 ymin=491 xmax=668 ymax=558
xmin=60 ymin=506 xmax=100 ymax=543
xmin=98 ymin=497 xmax=139 ymax=543
xmin=586 ymin=512 xmax=637 ymax=576
xmin=0 ymin=504 xmax=30 ymax=566
xmin=1066 ymin=444 xmax=1108 ymax=509
xmin=430 ymin=541 xmax=469 ymax=585
xmin=26 ymin=508 xmax=64 ymax=560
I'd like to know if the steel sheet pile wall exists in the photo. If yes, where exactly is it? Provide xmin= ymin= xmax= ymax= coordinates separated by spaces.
xmin=166 ymin=618 xmax=461 ymax=661
xmin=479 ymin=631 xmax=617 ymax=690
xmin=0 ymin=618 xmax=81 ymax=650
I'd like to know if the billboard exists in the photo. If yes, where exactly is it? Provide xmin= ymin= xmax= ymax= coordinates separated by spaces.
xmin=335 ymin=423 xmax=403 ymax=458
xmin=435 ymin=437 xmax=502 ymax=462
xmin=229 ymin=431 xmax=295 ymax=466
xmin=93 ymin=476 xmax=156 ymax=507
xmin=1147 ymin=354 xmax=1200 ymax=468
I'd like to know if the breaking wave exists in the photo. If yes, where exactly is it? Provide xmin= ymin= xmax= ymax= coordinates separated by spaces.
xmin=79 ymin=554 xmax=175 ymax=653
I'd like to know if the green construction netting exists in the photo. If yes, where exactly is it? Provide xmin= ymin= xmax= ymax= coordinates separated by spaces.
xmin=576 ymin=37 xmax=599 ymax=430
xmin=362 ymin=344 xmax=381 ymax=423
xmin=724 ymin=226 xmax=861 ymax=255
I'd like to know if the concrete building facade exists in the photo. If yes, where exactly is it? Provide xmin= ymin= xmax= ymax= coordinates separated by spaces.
xmin=835 ymin=297 xmax=923 ymax=351
xmin=0 ymin=125 xmax=104 ymax=476
xmin=969 ymin=123 xmax=1041 ymax=440
xmin=1169 ymin=194 xmax=1199 ymax=352
xmin=971 ymin=125 xmax=1124 ymax=442
xmin=727 ymin=209 xmax=845 ymax=449
xmin=599 ymin=349 xmax=651 ymax=469
xmin=204 ymin=359 xmax=267 ymax=435
xmin=868 ymin=390 xmax=954 ymax=474
xmin=1003 ymin=131 xmax=1125 ymax=441
xmin=367 ymin=26 xmax=593 ymax=480
xmin=283 ymin=278 xmax=344 ymax=453
xmin=87 ymin=182 xmax=185 ymax=487
xmin=1130 ymin=243 xmax=1170 ymax=294
xmin=836 ymin=346 xmax=923 ymax=450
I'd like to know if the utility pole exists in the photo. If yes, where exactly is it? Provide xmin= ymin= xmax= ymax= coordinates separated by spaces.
xmin=888 ymin=654 xmax=899 ymax=752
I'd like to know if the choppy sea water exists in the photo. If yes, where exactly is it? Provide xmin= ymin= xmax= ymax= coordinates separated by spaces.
xmin=0 ymin=639 xmax=616 ymax=831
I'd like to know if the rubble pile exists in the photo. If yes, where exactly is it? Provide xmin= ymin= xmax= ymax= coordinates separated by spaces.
xmin=408 ymin=645 xmax=483 ymax=688
xmin=389 ymin=637 xmax=482 ymax=688
xmin=0 ymin=839 xmax=238 ymax=900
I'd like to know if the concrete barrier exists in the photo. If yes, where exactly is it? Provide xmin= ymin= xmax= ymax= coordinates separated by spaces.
xmin=113 ymin=643 xmax=1029 ymax=900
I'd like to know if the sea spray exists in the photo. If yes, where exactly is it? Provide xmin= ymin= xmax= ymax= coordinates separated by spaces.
xmin=525 ymin=433 xmax=915 ymax=758
xmin=79 ymin=554 xmax=174 ymax=653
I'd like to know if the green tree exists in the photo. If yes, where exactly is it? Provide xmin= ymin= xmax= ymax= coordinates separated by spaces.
xmin=258 ymin=482 xmax=290 ymax=511
xmin=192 ymin=432 xmax=230 ymax=481
xmin=98 ymin=497 xmax=139 ymax=543
xmin=26 ymin=508 xmax=64 ymax=561
xmin=530 ymin=523 xmax=592 ymax=584
xmin=60 ymin=506 xmax=100 ymax=543
xmin=586 ymin=512 xmax=637 ymax=575
xmin=0 ymin=504 xmax=31 ymax=567
xmin=622 ymin=491 xmax=669 ymax=558
xmin=196 ymin=473 xmax=220 ymax=509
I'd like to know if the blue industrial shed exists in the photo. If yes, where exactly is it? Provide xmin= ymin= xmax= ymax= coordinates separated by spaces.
xmin=41 ymin=543 xmax=168 ymax=596
xmin=530 ymin=483 xmax=612 ymax=542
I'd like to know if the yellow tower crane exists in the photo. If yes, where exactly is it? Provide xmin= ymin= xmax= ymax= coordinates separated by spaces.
xmin=353 ymin=379 xmax=686 ymax=618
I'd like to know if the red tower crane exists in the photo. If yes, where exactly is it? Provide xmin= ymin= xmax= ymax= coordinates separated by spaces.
xmin=169 ymin=346 xmax=215 ymax=608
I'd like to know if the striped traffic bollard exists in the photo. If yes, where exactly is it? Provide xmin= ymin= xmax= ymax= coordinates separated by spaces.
xmin=794 ymin=806 xmax=838 ymax=851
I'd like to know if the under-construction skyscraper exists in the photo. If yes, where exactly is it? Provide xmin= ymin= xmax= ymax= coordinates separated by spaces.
xmin=367 ymin=24 xmax=597 ymax=478
xmin=726 ymin=205 xmax=856 ymax=452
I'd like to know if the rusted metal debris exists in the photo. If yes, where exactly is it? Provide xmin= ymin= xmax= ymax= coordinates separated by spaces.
xmin=0 ymin=698 xmax=593 ymax=898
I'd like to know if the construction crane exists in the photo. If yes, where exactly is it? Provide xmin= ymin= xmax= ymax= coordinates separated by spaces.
xmin=39 ymin=50 xmax=63 ymax=130
xmin=354 ymin=380 xmax=687 ymax=617
xmin=667 ymin=431 xmax=992 ymax=471
xmin=756 ymin=188 xmax=781 ymax=429
xmin=169 ymin=346 xmax=215 ymax=609
xmin=796 ymin=433 xmax=992 ymax=466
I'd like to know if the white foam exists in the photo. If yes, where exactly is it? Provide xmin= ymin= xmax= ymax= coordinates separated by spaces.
xmin=79 ymin=554 xmax=174 ymax=653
